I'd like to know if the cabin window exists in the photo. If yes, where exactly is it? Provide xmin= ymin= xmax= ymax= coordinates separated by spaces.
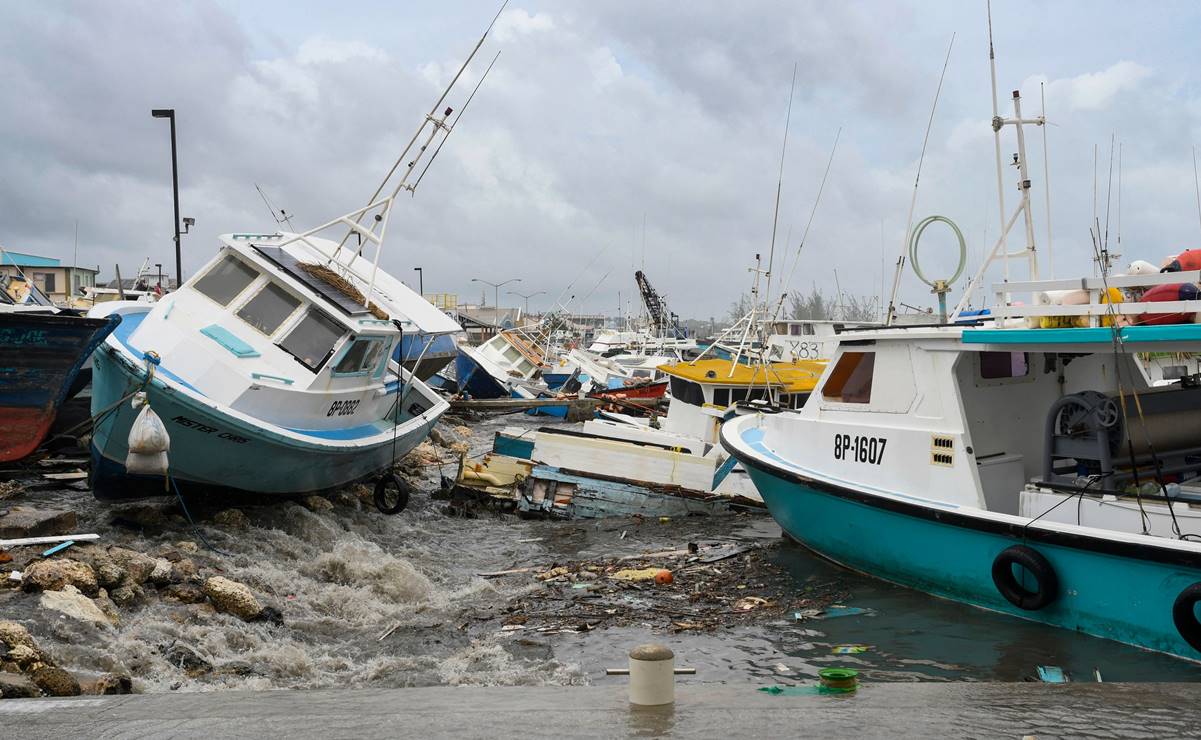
xmin=979 ymin=351 xmax=1029 ymax=380
xmin=731 ymin=387 xmax=771 ymax=404
xmin=333 ymin=337 xmax=388 ymax=376
xmin=196 ymin=256 xmax=257 ymax=306
xmin=822 ymin=351 xmax=875 ymax=404
xmin=713 ymin=388 xmax=730 ymax=407
xmin=669 ymin=376 xmax=705 ymax=406
xmin=237 ymin=282 xmax=300 ymax=336
xmin=278 ymin=309 xmax=343 ymax=372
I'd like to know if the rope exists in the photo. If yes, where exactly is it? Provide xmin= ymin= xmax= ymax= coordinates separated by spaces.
xmin=169 ymin=473 xmax=229 ymax=556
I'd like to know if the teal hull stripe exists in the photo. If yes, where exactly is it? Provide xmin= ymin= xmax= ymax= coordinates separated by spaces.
xmin=963 ymin=324 xmax=1201 ymax=345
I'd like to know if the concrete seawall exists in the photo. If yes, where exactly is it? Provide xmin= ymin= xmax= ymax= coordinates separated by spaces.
xmin=3 ymin=682 xmax=1199 ymax=738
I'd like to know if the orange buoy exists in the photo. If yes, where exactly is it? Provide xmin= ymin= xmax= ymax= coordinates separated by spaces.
xmin=655 ymin=569 xmax=674 ymax=585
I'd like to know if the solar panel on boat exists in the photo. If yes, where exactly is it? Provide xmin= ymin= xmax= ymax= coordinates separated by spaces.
xmin=252 ymin=245 xmax=371 ymax=317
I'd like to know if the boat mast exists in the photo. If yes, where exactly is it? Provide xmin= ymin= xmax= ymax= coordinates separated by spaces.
xmin=949 ymin=7 xmax=1047 ymax=321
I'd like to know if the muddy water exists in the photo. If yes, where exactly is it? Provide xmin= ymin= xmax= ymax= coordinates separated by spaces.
xmin=6 ymin=413 xmax=1201 ymax=692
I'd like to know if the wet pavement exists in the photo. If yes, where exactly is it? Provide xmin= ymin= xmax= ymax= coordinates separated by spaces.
xmin=2 ymin=412 xmax=1201 ymax=695
xmin=5 ymin=682 xmax=1201 ymax=739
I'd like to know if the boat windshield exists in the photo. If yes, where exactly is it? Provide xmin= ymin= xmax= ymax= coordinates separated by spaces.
xmin=237 ymin=282 xmax=300 ymax=336
xmin=196 ymin=255 xmax=258 ymax=306
xmin=278 ymin=308 xmax=344 ymax=372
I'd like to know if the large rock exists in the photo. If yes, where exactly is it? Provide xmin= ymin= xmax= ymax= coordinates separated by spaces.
xmin=30 ymin=666 xmax=80 ymax=697
xmin=163 ymin=583 xmax=206 ymax=604
xmin=171 ymin=558 xmax=198 ymax=582
xmin=0 ymin=507 xmax=76 ymax=539
xmin=302 ymin=495 xmax=334 ymax=513
xmin=148 ymin=558 xmax=173 ymax=586
xmin=94 ymin=561 xmax=128 ymax=590
xmin=109 ymin=582 xmax=144 ymax=606
xmin=22 ymin=559 xmax=98 ymax=596
xmin=202 ymin=576 xmax=262 ymax=621
xmin=107 ymin=547 xmax=157 ymax=585
xmin=0 ymin=621 xmax=39 ymax=655
xmin=95 ymin=673 xmax=133 ymax=695
xmin=212 ymin=509 xmax=248 ymax=529
xmin=0 ymin=672 xmax=39 ymax=698
xmin=39 ymin=585 xmax=113 ymax=627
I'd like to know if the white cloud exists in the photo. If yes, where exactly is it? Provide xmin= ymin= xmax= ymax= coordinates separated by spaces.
xmin=1046 ymin=61 xmax=1152 ymax=112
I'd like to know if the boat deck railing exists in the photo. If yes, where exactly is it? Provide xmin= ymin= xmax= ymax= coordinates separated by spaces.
xmin=987 ymin=270 xmax=1201 ymax=326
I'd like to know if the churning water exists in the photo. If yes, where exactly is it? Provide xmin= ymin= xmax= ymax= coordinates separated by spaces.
xmin=7 ymin=414 xmax=1201 ymax=692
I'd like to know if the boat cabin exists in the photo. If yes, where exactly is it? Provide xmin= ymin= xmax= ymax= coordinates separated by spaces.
xmin=659 ymin=358 xmax=823 ymax=445
xmin=766 ymin=271 xmax=1201 ymax=540
xmin=106 ymin=232 xmax=456 ymax=431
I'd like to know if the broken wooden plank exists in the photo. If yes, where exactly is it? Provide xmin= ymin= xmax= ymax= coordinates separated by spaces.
xmin=0 ymin=533 xmax=100 ymax=548
xmin=476 ymin=566 xmax=537 ymax=578
xmin=41 ymin=471 xmax=88 ymax=481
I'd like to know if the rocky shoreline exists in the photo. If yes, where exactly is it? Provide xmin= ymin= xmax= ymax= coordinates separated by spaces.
xmin=0 ymin=420 xmax=475 ymax=698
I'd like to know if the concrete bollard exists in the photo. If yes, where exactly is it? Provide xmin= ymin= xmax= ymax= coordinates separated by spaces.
xmin=627 ymin=644 xmax=675 ymax=706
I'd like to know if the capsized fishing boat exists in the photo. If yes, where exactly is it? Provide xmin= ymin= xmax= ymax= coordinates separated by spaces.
xmin=454 ymin=319 xmax=555 ymax=399
xmin=0 ymin=286 xmax=119 ymax=462
xmin=86 ymin=11 xmax=500 ymax=502
xmin=723 ymin=35 xmax=1201 ymax=660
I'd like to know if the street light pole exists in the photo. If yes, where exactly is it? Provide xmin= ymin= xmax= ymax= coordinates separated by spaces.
xmin=413 ymin=267 xmax=423 ymax=296
xmin=471 ymin=277 xmax=521 ymax=322
xmin=507 ymin=289 xmax=546 ymax=317
xmin=151 ymin=109 xmax=182 ymax=288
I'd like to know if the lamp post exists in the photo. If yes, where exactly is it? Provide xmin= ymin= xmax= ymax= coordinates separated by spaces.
xmin=507 ymin=289 xmax=545 ymax=318
xmin=413 ymin=267 xmax=423 ymax=296
xmin=150 ymin=108 xmax=182 ymax=288
xmin=471 ymin=277 xmax=520 ymax=324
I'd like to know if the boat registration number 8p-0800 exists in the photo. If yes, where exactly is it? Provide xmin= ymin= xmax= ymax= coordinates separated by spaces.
xmin=834 ymin=435 xmax=887 ymax=465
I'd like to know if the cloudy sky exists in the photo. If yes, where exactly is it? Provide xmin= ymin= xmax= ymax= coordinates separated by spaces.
xmin=3 ymin=1 xmax=1201 ymax=319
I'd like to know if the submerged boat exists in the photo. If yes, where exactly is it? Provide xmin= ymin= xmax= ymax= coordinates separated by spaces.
xmin=0 ymin=298 xmax=119 ymax=462
xmin=723 ymin=44 xmax=1201 ymax=660
xmin=86 ymin=14 xmax=497 ymax=502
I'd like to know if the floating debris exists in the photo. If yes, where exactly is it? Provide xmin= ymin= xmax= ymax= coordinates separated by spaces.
xmin=478 ymin=540 xmax=848 ymax=633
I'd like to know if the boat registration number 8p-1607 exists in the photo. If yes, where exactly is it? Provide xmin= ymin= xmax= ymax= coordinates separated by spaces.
xmin=834 ymin=434 xmax=886 ymax=465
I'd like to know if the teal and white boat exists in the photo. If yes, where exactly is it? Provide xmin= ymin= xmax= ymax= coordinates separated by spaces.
xmin=722 ymin=32 xmax=1201 ymax=661
xmin=87 ymin=15 xmax=500 ymax=503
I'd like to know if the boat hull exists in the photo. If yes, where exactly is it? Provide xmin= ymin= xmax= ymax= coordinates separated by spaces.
xmin=725 ymin=421 xmax=1201 ymax=661
xmin=454 ymin=349 xmax=508 ymax=399
xmin=89 ymin=342 xmax=439 ymax=500
xmin=0 ymin=312 xmax=119 ymax=462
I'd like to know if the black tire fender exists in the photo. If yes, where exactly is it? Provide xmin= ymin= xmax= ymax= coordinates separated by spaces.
xmin=991 ymin=544 xmax=1058 ymax=611
xmin=1172 ymin=582 xmax=1201 ymax=653
xmin=374 ymin=473 xmax=412 ymax=515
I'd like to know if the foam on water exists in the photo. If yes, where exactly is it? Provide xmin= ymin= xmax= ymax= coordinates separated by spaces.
xmin=8 ymin=415 xmax=1201 ymax=692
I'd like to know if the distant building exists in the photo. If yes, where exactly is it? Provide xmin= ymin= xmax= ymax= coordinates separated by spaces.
xmin=0 ymin=249 xmax=99 ymax=304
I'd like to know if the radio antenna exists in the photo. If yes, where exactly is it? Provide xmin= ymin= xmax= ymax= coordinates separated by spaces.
xmin=884 ymin=32 xmax=955 ymax=325
xmin=1193 ymin=145 xmax=1201 ymax=240
xmin=764 ymin=63 xmax=798 ymax=312
xmin=255 ymin=184 xmax=295 ymax=231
